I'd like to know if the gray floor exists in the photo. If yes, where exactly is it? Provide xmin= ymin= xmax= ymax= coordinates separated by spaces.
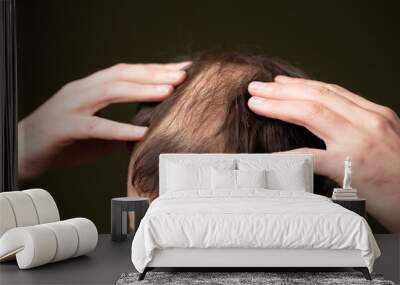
xmin=0 ymin=235 xmax=134 ymax=285
xmin=0 ymin=234 xmax=399 ymax=285
xmin=375 ymin=234 xmax=400 ymax=283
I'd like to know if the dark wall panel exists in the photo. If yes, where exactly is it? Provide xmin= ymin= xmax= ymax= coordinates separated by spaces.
xmin=16 ymin=0 xmax=400 ymax=232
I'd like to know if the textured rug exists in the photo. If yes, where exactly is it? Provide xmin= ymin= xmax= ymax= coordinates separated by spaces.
xmin=117 ymin=272 xmax=396 ymax=285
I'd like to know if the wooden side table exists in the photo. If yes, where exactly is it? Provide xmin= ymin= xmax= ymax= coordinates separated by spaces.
xmin=331 ymin=198 xmax=366 ymax=218
xmin=111 ymin=197 xmax=149 ymax=242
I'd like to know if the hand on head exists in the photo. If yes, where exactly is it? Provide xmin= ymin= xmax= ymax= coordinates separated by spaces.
xmin=19 ymin=54 xmax=400 ymax=232
xmin=248 ymin=76 xmax=400 ymax=232
xmin=18 ymin=61 xmax=191 ymax=182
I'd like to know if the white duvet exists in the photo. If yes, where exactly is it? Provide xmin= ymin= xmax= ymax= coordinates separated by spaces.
xmin=131 ymin=190 xmax=380 ymax=273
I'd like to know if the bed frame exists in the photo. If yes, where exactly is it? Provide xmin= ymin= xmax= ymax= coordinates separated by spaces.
xmin=139 ymin=248 xmax=371 ymax=280
xmin=138 ymin=154 xmax=372 ymax=281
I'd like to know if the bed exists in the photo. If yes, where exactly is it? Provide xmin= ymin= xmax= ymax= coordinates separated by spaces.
xmin=131 ymin=153 xmax=380 ymax=280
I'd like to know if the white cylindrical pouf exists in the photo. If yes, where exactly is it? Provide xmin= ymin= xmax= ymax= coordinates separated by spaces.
xmin=0 ymin=195 xmax=17 ymax=237
xmin=23 ymin=189 xmax=60 ymax=224
xmin=0 ymin=226 xmax=57 ymax=269
xmin=65 ymin=218 xmax=98 ymax=257
xmin=42 ymin=221 xmax=79 ymax=262
xmin=1 ymin=192 xmax=39 ymax=227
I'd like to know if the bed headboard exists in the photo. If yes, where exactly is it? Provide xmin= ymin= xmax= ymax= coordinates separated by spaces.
xmin=159 ymin=153 xmax=314 ymax=195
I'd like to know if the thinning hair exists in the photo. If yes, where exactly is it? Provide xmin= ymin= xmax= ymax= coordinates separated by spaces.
xmin=128 ymin=51 xmax=330 ymax=199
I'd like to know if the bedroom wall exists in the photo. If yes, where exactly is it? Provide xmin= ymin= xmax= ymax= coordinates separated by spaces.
xmin=16 ymin=0 xmax=400 ymax=233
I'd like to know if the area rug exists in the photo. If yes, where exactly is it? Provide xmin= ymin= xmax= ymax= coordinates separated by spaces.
xmin=116 ymin=272 xmax=396 ymax=285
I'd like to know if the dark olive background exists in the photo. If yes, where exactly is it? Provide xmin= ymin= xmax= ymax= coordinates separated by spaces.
xmin=16 ymin=0 xmax=400 ymax=233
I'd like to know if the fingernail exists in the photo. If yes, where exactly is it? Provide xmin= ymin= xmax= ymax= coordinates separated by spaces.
xmin=249 ymin=81 xmax=268 ymax=91
xmin=167 ymin=70 xmax=185 ymax=80
xmin=248 ymin=96 xmax=267 ymax=105
xmin=156 ymin=85 xmax=172 ymax=93
xmin=135 ymin=126 xmax=148 ymax=137
xmin=175 ymin=61 xmax=192 ymax=70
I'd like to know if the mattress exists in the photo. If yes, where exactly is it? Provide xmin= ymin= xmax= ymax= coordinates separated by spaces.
xmin=131 ymin=190 xmax=380 ymax=273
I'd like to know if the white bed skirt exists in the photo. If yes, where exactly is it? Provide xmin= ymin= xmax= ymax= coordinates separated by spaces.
xmin=148 ymin=248 xmax=366 ymax=268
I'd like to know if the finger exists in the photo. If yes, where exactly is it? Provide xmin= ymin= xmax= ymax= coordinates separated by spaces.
xmin=247 ymin=96 xmax=352 ymax=143
xmin=75 ymin=116 xmax=148 ymax=141
xmin=277 ymin=147 xmax=341 ymax=181
xmin=275 ymin=76 xmax=349 ymax=94
xmin=275 ymin=76 xmax=400 ymax=124
xmin=248 ymin=81 xmax=370 ymax=126
xmin=67 ymin=82 xmax=174 ymax=113
xmin=148 ymin=61 xmax=192 ymax=70
xmin=103 ymin=82 xmax=174 ymax=103
xmin=87 ymin=63 xmax=187 ymax=86
xmin=85 ymin=82 xmax=174 ymax=110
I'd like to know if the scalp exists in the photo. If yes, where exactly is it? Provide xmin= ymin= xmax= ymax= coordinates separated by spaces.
xmin=127 ymin=51 xmax=328 ymax=199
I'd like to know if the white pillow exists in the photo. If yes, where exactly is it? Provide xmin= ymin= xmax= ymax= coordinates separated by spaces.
xmin=238 ymin=159 xmax=308 ymax=191
xmin=211 ymin=168 xmax=236 ymax=190
xmin=267 ymin=165 xmax=307 ymax=191
xmin=236 ymin=169 xmax=267 ymax=189
xmin=167 ymin=162 xmax=211 ymax=191
xmin=211 ymin=169 xmax=268 ymax=190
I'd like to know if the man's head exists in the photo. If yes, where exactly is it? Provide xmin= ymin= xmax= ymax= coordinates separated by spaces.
xmin=127 ymin=51 xmax=327 ymax=199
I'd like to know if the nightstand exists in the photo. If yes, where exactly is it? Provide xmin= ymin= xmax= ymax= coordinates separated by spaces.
xmin=331 ymin=198 xmax=366 ymax=218
xmin=111 ymin=197 xmax=149 ymax=242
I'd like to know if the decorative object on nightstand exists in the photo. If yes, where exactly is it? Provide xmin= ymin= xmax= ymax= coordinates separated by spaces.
xmin=331 ymin=198 xmax=366 ymax=218
xmin=111 ymin=197 xmax=149 ymax=242
xmin=332 ymin=156 xmax=359 ymax=200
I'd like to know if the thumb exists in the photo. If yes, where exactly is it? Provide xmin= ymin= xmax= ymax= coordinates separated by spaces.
xmin=276 ymin=148 xmax=341 ymax=182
